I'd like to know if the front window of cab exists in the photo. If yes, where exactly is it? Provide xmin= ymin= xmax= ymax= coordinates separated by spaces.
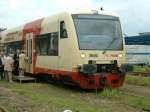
xmin=72 ymin=14 xmax=123 ymax=50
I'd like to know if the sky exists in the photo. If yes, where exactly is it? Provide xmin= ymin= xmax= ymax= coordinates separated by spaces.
xmin=0 ymin=0 xmax=150 ymax=36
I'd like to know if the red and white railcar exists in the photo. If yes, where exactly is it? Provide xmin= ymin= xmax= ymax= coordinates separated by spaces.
xmin=1 ymin=10 xmax=125 ymax=89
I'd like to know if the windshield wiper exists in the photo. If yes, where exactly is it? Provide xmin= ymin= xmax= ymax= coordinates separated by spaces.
xmin=102 ymin=37 xmax=117 ymax=54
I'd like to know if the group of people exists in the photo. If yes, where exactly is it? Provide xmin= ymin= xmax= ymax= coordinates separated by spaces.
xmin=0 ymin=49 xmax=28 ymax=82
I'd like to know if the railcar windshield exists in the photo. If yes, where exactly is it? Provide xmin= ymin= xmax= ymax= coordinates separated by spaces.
xmin=72 ymin=14 xmax=123 ymax=50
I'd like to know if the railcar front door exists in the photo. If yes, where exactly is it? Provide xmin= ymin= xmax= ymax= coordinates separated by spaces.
xmin=58 ymin=20 xmax=71 ymax=71
xmin=25 ymin=33 xmax=33 ymax=73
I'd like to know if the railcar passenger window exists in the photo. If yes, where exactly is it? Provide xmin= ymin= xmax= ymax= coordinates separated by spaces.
xmin=36 ymin=32 xmax=58 ymax=56
xmin=36 ymin=34 xmax=50 ymax=55
xmin=48 ymin=32 xmax=58 ymax=56
xmin=5 ymin=41 xmax=22 ymax=54
xmin=60 ymin=21 xmax=68 ymax=38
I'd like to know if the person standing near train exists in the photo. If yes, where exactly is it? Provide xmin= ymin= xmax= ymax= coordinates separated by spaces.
xmin=13 ymin=49 xmax=20 ymax=75
xmin=4 ymin=53 xmax=8 ymax=80
xmin=19 ymin=50 xmax=28 ymax=77
xmin=4 ymin=53 xmax=14 ymax=82
xmin=0 ymin=54 xmax=4 ymax=80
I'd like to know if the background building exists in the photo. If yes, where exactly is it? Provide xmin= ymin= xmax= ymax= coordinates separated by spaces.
xmin=0 ymin=28 xmax=6 ymax=52
xmin=125 ymin=32 xmax=150 ymax=65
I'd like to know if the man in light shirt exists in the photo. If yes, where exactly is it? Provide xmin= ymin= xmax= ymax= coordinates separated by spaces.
xmin=4 ymin=53 xmax=14 ymax=82
xmin=19 ymin=50 xmax=28 ymax=77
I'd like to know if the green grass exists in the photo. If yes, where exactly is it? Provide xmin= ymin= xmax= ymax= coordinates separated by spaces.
xmin=20 ymin=87 xmax=111 ymax=112
xmin=1 ymin=80 xmax=150 ymax=111
xmin=125 ymin=75 xmax=150 ymax=87
xmin=133 ymin=65 xmax=150 ymax=73
xmin=100 ymin=88 xmax=122 ymax=98
xmin=100 ymin=88 xmax=150 ymax=110
xmin=0 ymin=81 xmax=111 ymax=112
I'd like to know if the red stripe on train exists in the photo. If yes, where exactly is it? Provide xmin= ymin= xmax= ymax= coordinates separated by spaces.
xmin=23 ymin=18 xmax=44 ymax=73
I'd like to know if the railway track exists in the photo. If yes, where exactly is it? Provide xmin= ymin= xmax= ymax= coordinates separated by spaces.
xmin=131 ymin=72 xmax=150 ymax=77
xmin=122 ymin=92 xmax=150 ymax=112
xmin=0 ymin=106 xmax=7 ymax=112
xmin=142 ymin=108 xmax=150 ymax=112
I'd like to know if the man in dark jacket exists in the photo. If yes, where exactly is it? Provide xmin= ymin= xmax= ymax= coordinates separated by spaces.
xmin=13 ymin=49 xmax=20 ymax=75
xmin=0 ymin=54 xmax=4 ymax=79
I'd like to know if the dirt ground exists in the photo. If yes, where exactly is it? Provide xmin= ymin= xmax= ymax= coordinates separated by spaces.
xmin=0 ymin=80 xmax=150 ymax=112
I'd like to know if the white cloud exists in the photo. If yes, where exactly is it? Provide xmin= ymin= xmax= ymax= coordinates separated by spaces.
xmin=6 ymin=0 xmax=40 ymax=12
xmin=1 ymin=0 xmax=150 ymax=35
xmin=8 ymin=0 xmax=25 ymax=10
xmin=0 ymin=0 xmax=96 ymax=28
xmin=57 ymin=0 xmax=93 ymax=10
xmin=96 ymin=0 xmax=150 ymax=35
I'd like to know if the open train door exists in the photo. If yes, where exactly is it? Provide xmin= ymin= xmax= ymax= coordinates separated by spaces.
xmin=25 ymin=32 xmax=33 ymax=73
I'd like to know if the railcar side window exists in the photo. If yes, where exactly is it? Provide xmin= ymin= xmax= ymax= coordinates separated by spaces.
xmin=60 ymin=21 xmax=68 ymax=38
xmin=36 ymin=32 xmax=58 ymax=56
xmin=5 ymin=41 xmax=22 ymax=54
xmin=48 ymin=32 xmax=58 ymax=56
xmin=36 ymin=33 xmax=50 ymax=55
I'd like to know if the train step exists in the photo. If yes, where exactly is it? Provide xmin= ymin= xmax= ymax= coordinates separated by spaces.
xmin=12 ymin=75 xmax=36 ymax=84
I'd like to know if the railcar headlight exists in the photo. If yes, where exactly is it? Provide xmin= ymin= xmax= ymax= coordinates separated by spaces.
xmin=81 ymin=53 xmax=86 ymax=58
xmin=118 ymin=53 xmax=123 ymax=58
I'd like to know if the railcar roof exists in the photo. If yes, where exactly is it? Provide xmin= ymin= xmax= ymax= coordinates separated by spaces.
xmin=67 ymin=9 xmax=119 ymax=17
xmin=2 ymin=25 xmax=23 ymax=34
xmin=3 ymin=10 xmax=119 ymax=34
